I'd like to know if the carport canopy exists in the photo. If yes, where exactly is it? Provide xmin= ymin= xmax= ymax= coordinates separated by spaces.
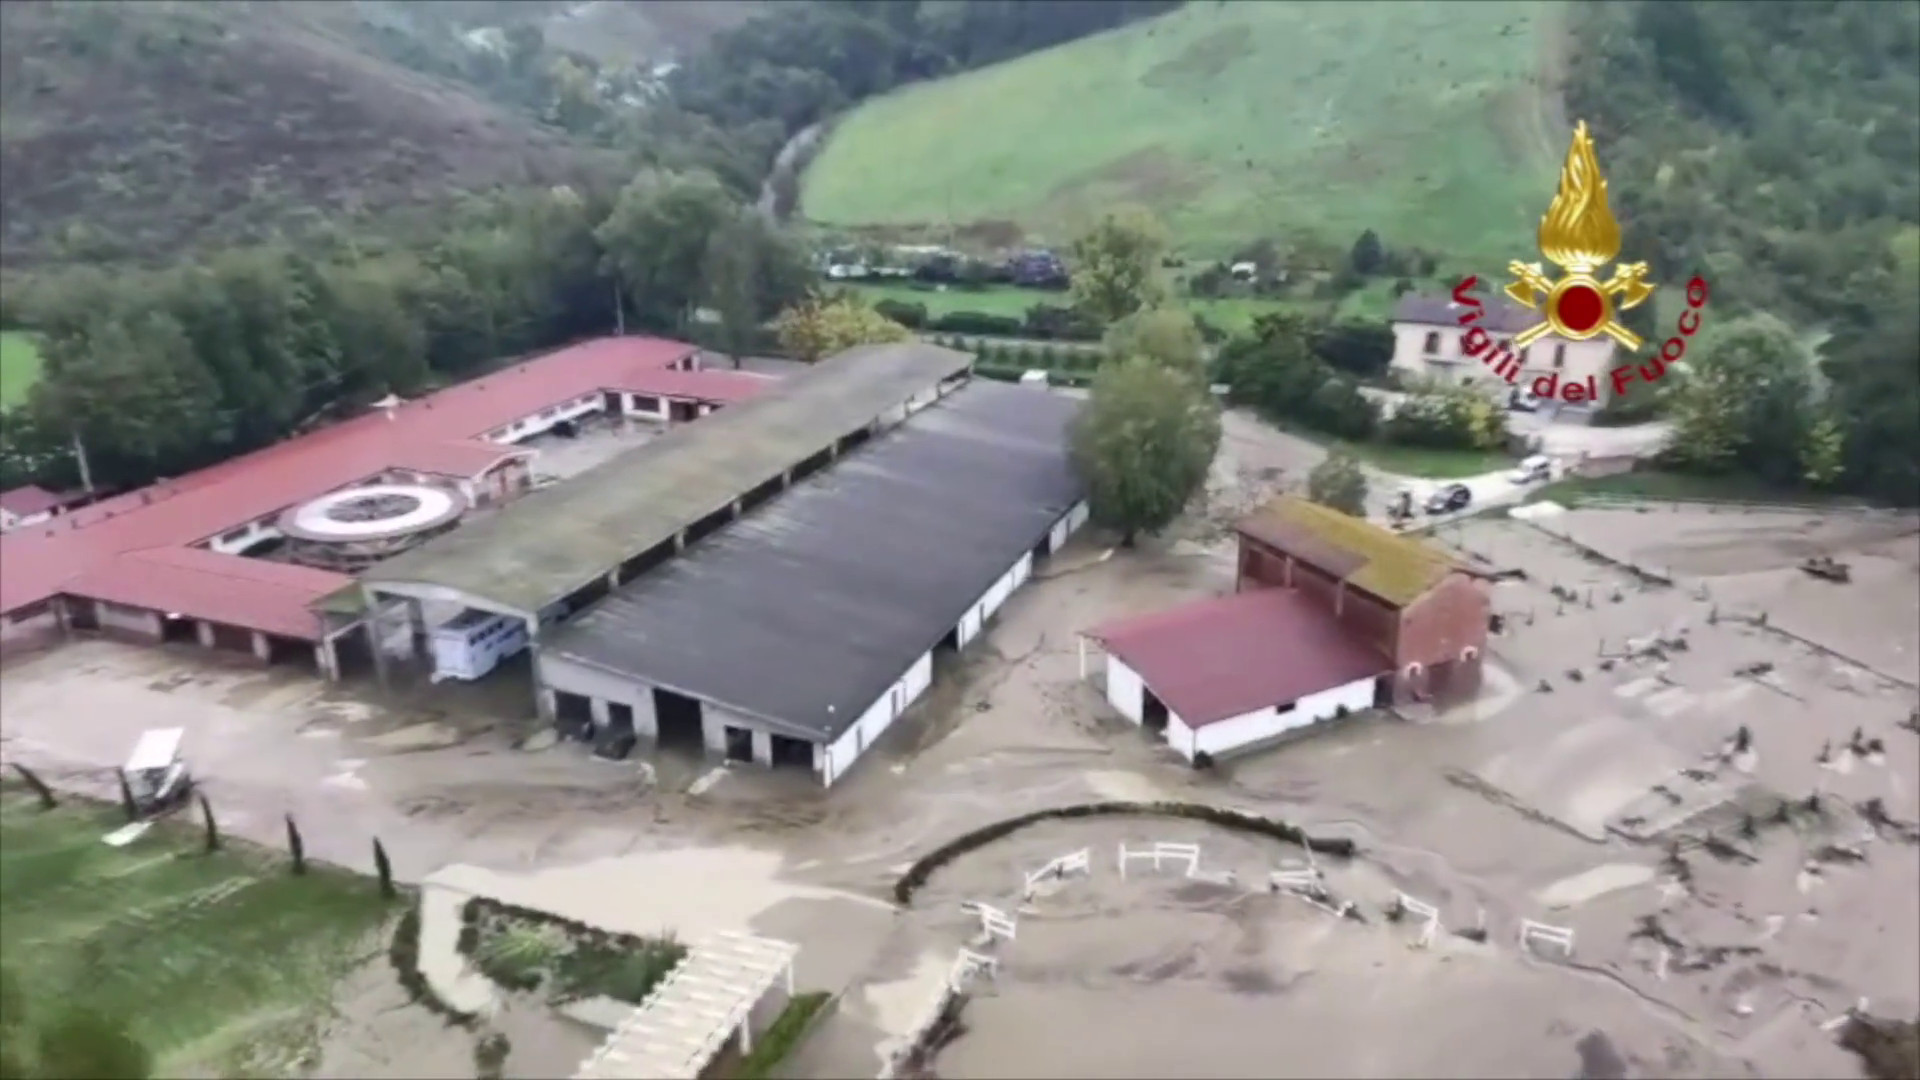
xmin=1087 ymin=587 xmax=1390 ymax=726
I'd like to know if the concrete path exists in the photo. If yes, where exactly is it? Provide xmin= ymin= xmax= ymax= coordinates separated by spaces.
xmin=418 ymin=881 xmax=500 ymax=1016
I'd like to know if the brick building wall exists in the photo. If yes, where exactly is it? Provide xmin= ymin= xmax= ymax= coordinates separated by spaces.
xmin=1236 ymin=535 xmax=1488 ymax=708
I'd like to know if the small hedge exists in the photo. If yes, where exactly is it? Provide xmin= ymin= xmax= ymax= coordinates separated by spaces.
xmin=930 ymin=310 xmax=1023 ymax=337
xmin=872 ymin=298 xmax=928 ymax=329
xmin=892 ymin=801 xmax=1359 ymax=904
xmin=457 ymin=896 xmax=686 ymax=1006
xmin=733 ymin=991 xmax=833 ymax=1079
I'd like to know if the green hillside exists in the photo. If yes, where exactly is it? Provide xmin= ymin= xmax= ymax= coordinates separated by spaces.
xmin=801 ymin=0 xmax=1567 ymax=266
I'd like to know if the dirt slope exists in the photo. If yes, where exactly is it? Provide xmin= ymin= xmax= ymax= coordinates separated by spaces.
xmin=0 ymin=0 xmax=609 ymax=266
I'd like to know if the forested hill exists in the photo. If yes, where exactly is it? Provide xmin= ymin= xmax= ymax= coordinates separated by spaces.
xmin=0 ymin=0 xmax=610 ymax=267
xmin=1566 ymin=0 xmax=1919 ymax=503
xmin=1565 ymin=0 xmax=1919 ymax=329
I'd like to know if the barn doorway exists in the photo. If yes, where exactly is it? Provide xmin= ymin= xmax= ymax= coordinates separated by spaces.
xmin=161 ymin=614 xmax=197 ymax=644
xmin=723 ymin=725 xmax=754 ymax=763
xmin=606 ymin=701 xmax=635 ymax=737
xmin=669 ymin=400 xmax=699 ymax=423
xmin=769 ymin=734 xmax=813 ymax=770
xmin=553 ymin=690 xmax=593 ymax=740
xmin=1141 ymin=687 xmax=1169 ymax=734
xmin=653 ymin=687 xmax=705 ymax=751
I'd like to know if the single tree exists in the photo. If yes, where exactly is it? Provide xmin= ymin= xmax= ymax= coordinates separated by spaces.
xmin=285 ymin=813 xmax=307 ymax=876
xmin=115 ymin=769 xmax=137 ymax=822
xmin=1103 ymin=307 xmax=1205 ymax=380
xmin=1070 ymin=358 xmax=1222 ymax=545
xmin=699 ymin=213 xmax=764 ymax=368
xmin=771 ymin=295 xmax=912 ymax=363
xmin=11 ymin=763 xmax=56 ymax=810
xmin=374 ymin=838 xmax=397 ymax=900
xmin=1306 ymin=452 xmax=1369 ymax=516
xmin=1349 ymin=229 xmax=1386 ymax=276
xmin=197 ymin=793 xmax=219 ymax=853
xmin=1068 ymin=206 xmax=1170 ymax=325
xmin=595 ymin=169 xmax=739 ymax=331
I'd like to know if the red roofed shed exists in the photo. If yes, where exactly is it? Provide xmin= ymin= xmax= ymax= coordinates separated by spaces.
xmin=1085 ymin=588 xmax=1389 ymax=763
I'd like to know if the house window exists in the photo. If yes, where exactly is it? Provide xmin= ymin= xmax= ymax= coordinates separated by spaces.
xmin=1553 ymin=344 xmax=1567 ymax=369
xmin=1423 ymin=331 xmax=1441 ymax=354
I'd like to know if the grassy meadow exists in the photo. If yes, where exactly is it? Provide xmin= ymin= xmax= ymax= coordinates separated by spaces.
xmin=0 ymin=331 xmax=42 ymax=408
xmin=802 ymin=0 xmax=1565 ymax=267
xmin=0 ymin=790 xmax=396 ymax=1077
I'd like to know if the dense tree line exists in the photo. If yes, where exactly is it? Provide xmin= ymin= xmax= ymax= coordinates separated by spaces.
xmin=1566 ymin=0 xmax=1920 ymax=504
xmin=0 ymin=180 xmax=814 ymax=494
xmin=363 ymin=0 xmax=1177 ymax=205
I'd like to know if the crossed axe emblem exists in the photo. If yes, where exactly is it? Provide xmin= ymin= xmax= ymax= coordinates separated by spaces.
xmin=1504 ymin=261 xmax=1655 ymax=350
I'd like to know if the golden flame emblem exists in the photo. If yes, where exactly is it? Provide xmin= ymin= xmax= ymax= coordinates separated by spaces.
xmin=1504 ymin=121 xmax=1654 ymax=350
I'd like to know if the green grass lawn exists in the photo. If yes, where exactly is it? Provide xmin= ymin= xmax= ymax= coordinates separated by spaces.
xmin=803 ymin=0 xmax=1563 ymax=266
xmin=0 ymin=790 xmax=396 ymax=1077
xmin=1 ymin=331 xmax=44 ymax=408
xmin=1529 ymin=470 xmax=1858 ymax=507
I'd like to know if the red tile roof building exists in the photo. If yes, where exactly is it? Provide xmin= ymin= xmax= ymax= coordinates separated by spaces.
xmin=0 ymin=484 xmax=65 ymax=521
xmin=1085 ymin=496 xmax=1489 ymax=762
xmin=0 ymin=337 xmax=770 ymax=651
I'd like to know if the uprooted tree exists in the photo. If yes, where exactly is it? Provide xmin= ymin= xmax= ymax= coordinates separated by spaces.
xmin=1070 ymin=357 xmax=1221 ymax=546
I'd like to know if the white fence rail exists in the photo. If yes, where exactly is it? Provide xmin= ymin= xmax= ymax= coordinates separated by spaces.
xmin=1395 ymin=891 xmax=1442 ymax=949
xmin=1116 ymin=841 xmax=1200 ymax=878
xmin=1023 ymin=848 xmax=1091 ymax=898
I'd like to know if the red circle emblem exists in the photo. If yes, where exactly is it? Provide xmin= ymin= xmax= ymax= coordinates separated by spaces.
xmin=1554 ymin=284 xmax=1606 ymax=334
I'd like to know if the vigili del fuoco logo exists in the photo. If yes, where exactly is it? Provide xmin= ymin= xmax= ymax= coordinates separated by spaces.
xmin=1451 ymin=121 xmax=1708 ymax=404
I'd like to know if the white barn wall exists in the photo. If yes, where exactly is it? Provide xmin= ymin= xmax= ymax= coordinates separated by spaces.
xmin=822 ymin=649 xmax=934 ymax=787
xmin=1105 ymin=656 xmax=1145 ymax=723
xmin=1190 ymin=676 xmax=1378 ymax=759
xmin=1167 ymin=713 xmax=1200 ymax=760
xmin=534 ymin=654 xmax=661 ymax=738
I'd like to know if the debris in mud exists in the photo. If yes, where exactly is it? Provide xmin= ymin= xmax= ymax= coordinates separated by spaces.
xmin=1700 ymin=832 xmax=1757 ymax=865
xmin=1858 ymin=798 xmax=1920 ymax=844
xmin=1735 ymin=661 xmax=1775 ymax=679
xmin=1839 ymin=1013 xmax=1920 ymax=1080
xmin=1900 ymin=708 xmax=1920 ymax=735
xmin=1811 ymin=842 xmax=1868 ymax=865
xmin=1573 ymin=1029 xmax=1629 ymax=1080
xmin=1629 ymin=915 xmax=1762 ymax=974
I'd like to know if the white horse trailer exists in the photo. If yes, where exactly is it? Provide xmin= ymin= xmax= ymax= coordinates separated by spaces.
xmin=431 ymin=610 xmax=529 ymax=682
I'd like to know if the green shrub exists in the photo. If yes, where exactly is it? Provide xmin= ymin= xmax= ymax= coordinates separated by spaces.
xmin=475 ymin=921 xmax=569 ymax=993
xmin=930 ymin=310 xmax=1022 ymax=337
xmin=552 ymin=936 xmax=685 ymax=1006
xmin=872 ymin=298 xmax=928 ymax=329
xmin=1022 ymin=302 xmax=1101 ymax=341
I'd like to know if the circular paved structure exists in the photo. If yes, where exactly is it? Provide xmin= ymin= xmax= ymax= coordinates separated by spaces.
xmin=279 ymin=484 xmax=467 ymax=543
xmin=277 ymin=484 xmax=469 ymax=571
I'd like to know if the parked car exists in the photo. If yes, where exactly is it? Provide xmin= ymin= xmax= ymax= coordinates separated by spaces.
xmin=1508 ymin=389 xmax=1543 ymax=412
xmin=1425 ymin=483 xmax=1473 ymax=515
xmin=1508 ymin=454 xmax=1552 ymax=484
